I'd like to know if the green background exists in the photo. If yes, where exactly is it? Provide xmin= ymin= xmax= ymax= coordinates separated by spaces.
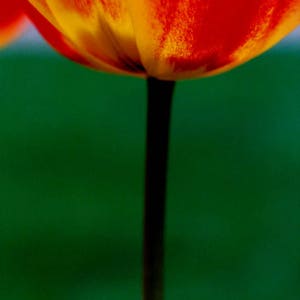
xmin=0 ymin=48 xmax=300 ymax=300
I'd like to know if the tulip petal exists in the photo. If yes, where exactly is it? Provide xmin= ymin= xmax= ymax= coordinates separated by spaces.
xmin=0 ymin=0 xmax=27 ymax=47
xmin=28 ymin=0 xmax=143 ymax=74
xmin=26 ymin=0 xmax=122 ymax=73
xmin=24 ymin=1 xmax=90 ymax=65
xmin=127 ymin=0 xmax=300 ymax=79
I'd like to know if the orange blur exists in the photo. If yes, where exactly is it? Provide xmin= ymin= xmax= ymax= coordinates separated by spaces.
xmin=0 ymin=0 xmax=27 ymax=47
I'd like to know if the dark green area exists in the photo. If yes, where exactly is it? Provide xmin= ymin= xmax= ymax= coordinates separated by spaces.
xmin=0 ymin=50 xmax=300 ymax=300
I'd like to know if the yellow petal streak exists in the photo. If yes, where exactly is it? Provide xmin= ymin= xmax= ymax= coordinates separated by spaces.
xmin=45 ymin=0 xmax=140 ymax=73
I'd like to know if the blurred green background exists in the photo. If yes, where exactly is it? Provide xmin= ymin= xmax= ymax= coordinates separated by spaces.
xmin=0 ymin=47 xmax=300 ymax=300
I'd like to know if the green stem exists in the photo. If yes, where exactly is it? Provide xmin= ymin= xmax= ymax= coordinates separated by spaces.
xmin=143 ymin=77 xmax=176 ymax=300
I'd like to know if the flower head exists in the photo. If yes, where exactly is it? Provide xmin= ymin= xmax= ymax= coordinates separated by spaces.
xmin=0 ymin=0 xmax=27 ymax=47
xmin=25 ymin=0 xmax=300 ymax=80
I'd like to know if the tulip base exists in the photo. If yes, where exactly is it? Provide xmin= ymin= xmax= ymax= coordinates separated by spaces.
xmin=144 ymin=77 xmax=176 ymax=300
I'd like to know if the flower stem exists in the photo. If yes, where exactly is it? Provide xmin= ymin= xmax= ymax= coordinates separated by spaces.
xmin=143 ymin=77 xmax=176 ymax=300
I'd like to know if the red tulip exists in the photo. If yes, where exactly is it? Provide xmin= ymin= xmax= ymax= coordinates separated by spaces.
xmin=0 ymin=0 xmax=27 ymax=47
xmin=21 ymin=3 xmax=300 ymax=300
xmin=24 ymin=0 xmax=300 ymax=80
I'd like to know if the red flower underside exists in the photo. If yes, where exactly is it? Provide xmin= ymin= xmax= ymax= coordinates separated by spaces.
xmin=24 ymin=0 xmax=300 ymax=78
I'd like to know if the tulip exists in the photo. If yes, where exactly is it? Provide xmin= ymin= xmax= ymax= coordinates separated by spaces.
xmin=0 ymin=0 xmax=27 ymax=47
xmin=23 ymin=1 xmax=300 ymax=300
xmin=24 ymin=0 xmax=300 ymax=80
